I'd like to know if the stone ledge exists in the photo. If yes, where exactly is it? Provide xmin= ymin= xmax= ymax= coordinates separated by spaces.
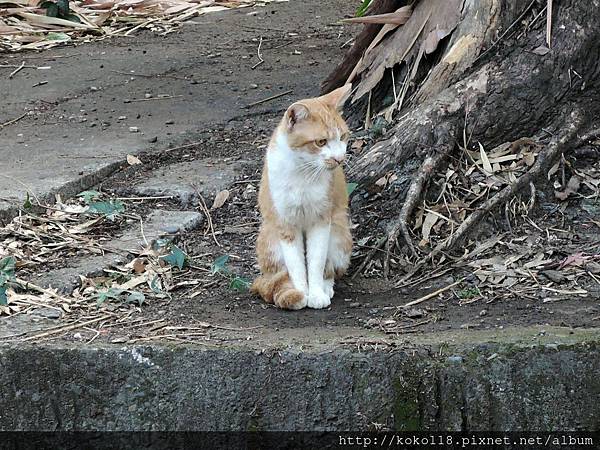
xmin=1 ymin=326 xmax=598 ymax=431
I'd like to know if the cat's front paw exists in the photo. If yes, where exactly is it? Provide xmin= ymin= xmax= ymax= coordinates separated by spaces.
xmin=307 ymin=289 xmax=331 ymax=309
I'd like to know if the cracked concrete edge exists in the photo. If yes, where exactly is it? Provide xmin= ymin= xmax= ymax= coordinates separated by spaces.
xmin=0 ymin=160 xmax=123 ymax=226
xmin=1 ymin=326 xmax=599 ymax=431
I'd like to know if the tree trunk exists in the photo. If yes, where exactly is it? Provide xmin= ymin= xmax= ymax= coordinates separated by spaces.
xmin=327 ymin=0 xmax=600 ymax=276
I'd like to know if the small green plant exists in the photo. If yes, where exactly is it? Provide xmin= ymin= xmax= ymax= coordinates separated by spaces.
xmin=39 ymin=0 xmax=81 ymax=23
xmin=78 ymin=190 xmax=101 ymax=203
xmin=346 ymin=182 xmax=359 ymax=195
xmin=211 ymin=255 xmax=250 ymax=292
xmin=0 ymin=256 xmax=16 ymax=306
xmin=23 ymin=192 xmax=33 ymax=210
xmin=457 ymin=286 xmax=481 ymax=300
xmin=160 ymin=244 xmax=188 ymax=270
xmin=96 ymin=287 xmax=145 ymax=307
xmin=355 ymin=0 xmax=373 ymax=17
xmin=78 ymin=190 xmax=125 ymax=220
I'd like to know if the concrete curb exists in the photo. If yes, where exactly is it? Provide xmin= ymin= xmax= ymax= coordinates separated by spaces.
xmin=1 ymin=327 xmax=599 ymax=431
xmin=0 ymin=160 xmax=122 ymax=226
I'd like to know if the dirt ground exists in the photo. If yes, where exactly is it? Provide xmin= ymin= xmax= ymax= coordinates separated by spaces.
xmin=2 ymin=0 xmax=599 ymax=346
xmin=94 ymin=127 xmax=600 ymax=343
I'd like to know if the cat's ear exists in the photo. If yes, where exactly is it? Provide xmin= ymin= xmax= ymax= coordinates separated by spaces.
xmin=321 ymin=84 xmax=352 ymax=110
xmin=286 ymin=102 xmax=309 ymax=130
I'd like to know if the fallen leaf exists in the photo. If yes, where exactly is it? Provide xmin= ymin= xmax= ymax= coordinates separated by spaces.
xmin=127 ymin=154 xmax=142 ymax=165
xmin=351 ymin=139 xmax=365 ymax=150
xmin=523 ymin=152 xmax=535 ymax=166
xmin=375 ymin=176 xmax=388 ymax=187
xmin=132 ymin=258 xmax=146 ymax=274
xmin=559 ymin=252 xmax=590 ymax=269
xmin=532 ymin=45 xmax=550 ymax=55
xmin=554 ymin=176 xmax=580 ymax=201
xmin=547 ymin=161 xmax=560 ymax=179
xmin=420 ymin=211 xmax=439 ymax=243
xmin=211 ymin=189 xmax=230 ymax=209
xmin=479 ymin=142 xmax=493 ymax=175
xmin=117 ymin=275 xmax=147 ymax=290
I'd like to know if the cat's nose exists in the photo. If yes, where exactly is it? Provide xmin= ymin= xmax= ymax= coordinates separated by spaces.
xmin=332 ymin=155 xmax=345 ymax=164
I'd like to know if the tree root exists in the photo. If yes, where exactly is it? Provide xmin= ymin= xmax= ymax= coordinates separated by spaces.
xmin=394 ymin=109 xmax=586 ymax=286
xmin=383 ymin=143 xmax=453 ymax=278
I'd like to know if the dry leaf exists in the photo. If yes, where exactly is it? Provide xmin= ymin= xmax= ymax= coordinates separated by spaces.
xmin=375 ymin=176 xmax=388 ymax=187
xmin=559 ymin=252 xmax=590 ymax=269
xmin=351 ymin=139 xmax=365 ymax=150
xmin=423 ymin=27 xmax=447 ymax=54
xmin=420 ymin=211 xmax=439 ymax=243
xmin=523 ymin=153 xmax=535 ymax=166
xmin=547 ymin=161 xmax=560 ymax=179
xmin=478 ymin=142 xmax=493 ymax=175
xmin=350 ymin=0 xmax=461 ymax=101
xmin=118 ymin=275 xmax=148 ymax=290
xmin=211 ymin=189 xmax=230 ymax=209
xmin=532 ymin=45 xmax=550 ymax=55
xmin=554 ymin=176 xmax=580 ymax=201
xmin=127 ymin=154 xmax=142 ymax=165
xmin=132 ymin=258 xmax=146 ymax=274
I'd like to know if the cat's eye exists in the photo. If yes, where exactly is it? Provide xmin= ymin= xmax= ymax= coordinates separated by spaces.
xmin=315 ymin=139 xmax=328 ymax=147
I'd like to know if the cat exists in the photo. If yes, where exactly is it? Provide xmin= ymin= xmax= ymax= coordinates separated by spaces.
xmin=251 ymin=85 xmax=353 ymax=310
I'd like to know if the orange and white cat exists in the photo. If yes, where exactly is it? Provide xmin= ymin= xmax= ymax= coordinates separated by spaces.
xmin=251 ymin=85 xmax=353 ymax=310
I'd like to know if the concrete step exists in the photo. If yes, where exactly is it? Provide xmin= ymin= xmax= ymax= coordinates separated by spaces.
xmin=31 ymin=209 xmax=203 ymax=294
xmin=0 ymin=326 xmax=598 ymax=431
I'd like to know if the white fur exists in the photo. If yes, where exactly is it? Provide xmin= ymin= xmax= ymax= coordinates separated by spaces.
xmin=326 ymin=232 xmax=351 ymax=275
xmin=268 ymin=133 xmax=332 ymax=228
xmin=320 ymin=130 xmax=347 ymax=163
xmin=279 ymin=232 xmax=308 ymax=295
xmin=323 ymin=278 xmax=335 ymax=299
xmin=267 ymin=131 xmax=347 ymax=309
xmin=306 ymin=223 xmax=331 ymax=309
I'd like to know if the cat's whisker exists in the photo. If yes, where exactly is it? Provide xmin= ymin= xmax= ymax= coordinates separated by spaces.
xmin=298 ymin=160 xmax=317 ymax=176
xmin=307 ymin=167 xmax=320 ymax=183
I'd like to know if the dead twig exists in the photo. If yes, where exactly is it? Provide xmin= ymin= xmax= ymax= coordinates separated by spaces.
xmin=126 ymin=95 xmax=183 ymax=103
xmin=20 ymin=315 xmax=112 ymax=342
xmin=0 ymin=112 xmax=28 ymax=129
xmin=245 ymin=90 xmax=293 ymax=108
xmin=251 ymin=36 xmax=264 ymax=70
xmin=546 ymin=0 xmax=553 ymax=48
xmin=399 ymin=278 xmax=462 ymax=309
xmin=8 ymin=61 xmax=25 ymax=79
xmin=13 ymin=277 xmax=73 ymax=303
xmin=109 ymin=70 xmax=189 ymax=81
xmin=351 ymin=235 xmax=387 ymax=279
xmin=194 ymin=188 xmax=221 ymax=247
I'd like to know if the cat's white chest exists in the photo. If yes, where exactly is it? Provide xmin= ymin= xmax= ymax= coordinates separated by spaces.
xmin=267 ymin=154 xmax=330 ymax=227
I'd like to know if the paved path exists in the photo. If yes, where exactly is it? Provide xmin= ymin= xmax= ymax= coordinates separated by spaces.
xmin=0 ymin=0 xmax=352 ymax=220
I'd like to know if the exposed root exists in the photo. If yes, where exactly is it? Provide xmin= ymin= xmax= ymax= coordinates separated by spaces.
xmin=383 ymin=143 xmax=453 ymax=278
xmin=395 ymin=109 xmax=586 ymax=286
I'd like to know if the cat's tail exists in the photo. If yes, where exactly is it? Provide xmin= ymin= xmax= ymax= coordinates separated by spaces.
xmin=251 ymin=271 xmax=306 ymax=310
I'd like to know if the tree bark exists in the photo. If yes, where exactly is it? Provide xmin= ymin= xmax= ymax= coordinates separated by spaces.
xmin=329 ymin=0 xmax=600 ymax=268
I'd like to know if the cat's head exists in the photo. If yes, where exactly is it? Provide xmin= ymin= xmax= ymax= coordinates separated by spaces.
xmin=279 ymin=84 xmax=352 ymax=170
